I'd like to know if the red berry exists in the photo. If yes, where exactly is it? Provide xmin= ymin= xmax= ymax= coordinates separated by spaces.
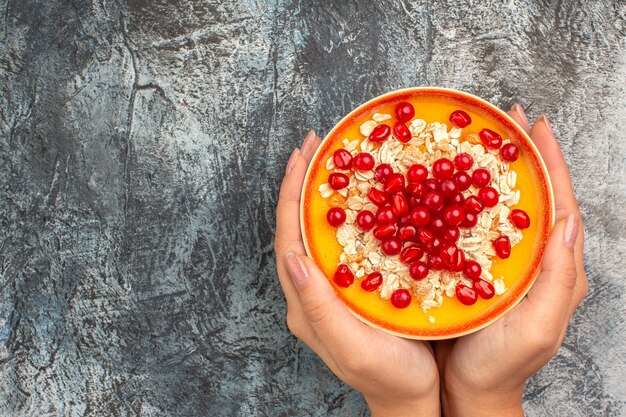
xmin=478 ymin=186 xmax=499 ymax=207
xmin=493 ymin=235 xmax=511 ymax=258
xmin=472 ymin=168 xmax=491 ymax=188
xmin=449 ymin=110 xmax=472 ymax=128
xmin=453 ymin=171 xmax=472 ymax=191
xmin=390 ymin=288 xmax=412 ymax=308
xmin=500 ymin=143 xmax=519 ymax=162
xmin=425 ymin=237 xmax=443 ymax=255
xmin=361 ymin=272 xmax=383 ymax=292
xmin=453 ymin=152 xmax=474 ymax=170
xmin=463 ymin=260 xmax=482 ymax=281
xmin=442 ymin=225 xmax=460 ymax=243
xmin=418 ymin=227 xmax=436 ymax=245
xmin=427 ymin=254 xmax=445 ymax=270
xmin=353 ymin=152 xmax=375 ymax=171
xmin=464 ymin=195 xmax=484 ymax=214
xmin=510 ymin=209 xmax=530 ymax=229
xmin=443 ymin=205 xmax=465 ymax=226
xmin=369 ymin=124 xmax=391 ymax=142
xmin=409 ymin=261 xmax=429 ymax=280
xmin=440 ymin=244 xmax=465 ymax=271
xmin=407 ymin=164 xmax=428 ymax=183
xmin=393 ymin=122 xmax=412 ymax=142
xmin=422 ymin=191 xmax=444 ymax=212
xmin=328 ymin=172 xmax=349 ymax=190
xmin=433 ymin=158 xmax=455 ymax=180
xmin=376 ymin=206 xmax=397 ymax=226
xmin=428 ymin=216 xmax=446 ymax=236
xmin=374 ymin=163 xmax=393 ymax=183
xmin=368 ymin=188 xmax=389 ymax=207
xmin=334 ymin=264 xmax=354 ymax=288
xmin=401 ymin=246 xmax=424 ymax=264
xmin=373 ymin=224 xmax=397 ymax=240
xmin=410 ymin=206 xmax=431 ymax=228
xmin=422 ymin=178 xmax=440 ymax=192
xmin=446 ymin=192 xmax=465 ymax=206
xmin=406 ymin=182 xmax=426 ymax=198
xmin=407 ymin=196 xmax=421 ymax=209
xmin=440 ymin=179 xmax=458 ymax=198
xmin=474 ymin=279 xmax=495 ymax=299
xmin=397 ymin=225 xmax=417 ymax=241
xmin=384 ymin=173 xmax=405 ymax=194
xmin=327 ymin=207 xmax=346 ymax=227
xmin=479 ymin=128 xmax=503 ymax=149
xmin=356 ymin=210 xmax=375 ymax=231
xmin=460 ymin=211 xmax=478 ymax=228
xmin=456 ymin=284 xmax=477 ymax=305
xmin=397 ymin=214 xmax=412 ymax=226
xmin=395 ymin=102 xmax=415 ymax=123
xmin=391 ymin=192 xmax=409 ymax=216
xmin=381 ymin=237 xmax=402 ymax=256
xmin=333 ymin=149 xmax=353 ymax=169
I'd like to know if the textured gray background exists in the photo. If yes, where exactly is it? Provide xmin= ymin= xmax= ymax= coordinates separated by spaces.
xmin=0 ymin=1 xmax=624 ymax=416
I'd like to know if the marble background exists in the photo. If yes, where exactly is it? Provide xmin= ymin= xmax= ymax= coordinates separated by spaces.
xmin=0 ymin=1 xmax=624 ymax=416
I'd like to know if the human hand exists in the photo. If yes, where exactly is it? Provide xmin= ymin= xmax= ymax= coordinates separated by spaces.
xmin=435 ymin=105 xmax=589 ymax=417
xmin=275 ymin=131 xmax=440 ymax=417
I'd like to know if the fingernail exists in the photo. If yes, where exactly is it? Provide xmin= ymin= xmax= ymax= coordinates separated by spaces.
xmin=564 ymin=213 xmax=578 ymax=248
xmin=539 ymin=114 xmax=554 ymax=135
xmin=285 ymin=252 xmax=309 ymax=288
xmin=285 ymin=148 xmax=300 ymax=175
xmin=512 ymin=103 xmax=529 ymax=128
xmin=300 ymin=130 xmax=316 ymax=155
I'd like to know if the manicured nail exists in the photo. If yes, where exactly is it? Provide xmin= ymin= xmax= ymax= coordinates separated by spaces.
xmin=539 ymin=114 xmax=553 ymax=135
xmin=285 ymin=252 xmax=309 ymax=288
xmin=564 ymin=213 xmax=578 ymax=248
xmin=285 ymin=148 xmax=300 ymax=175
xmin=512 ymin=103 xmax=529 ymax=129
xmin=300 ymin=130 xmax=316 ymax=156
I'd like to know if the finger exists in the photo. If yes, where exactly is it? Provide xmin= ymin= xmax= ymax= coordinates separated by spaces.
xmin=300 ymin=130 xmax=322 ymax=164
xmin=507 ymin=103 xmax=531 ymax=134
xmin=275 ymin=151 xmax=308 ymax=252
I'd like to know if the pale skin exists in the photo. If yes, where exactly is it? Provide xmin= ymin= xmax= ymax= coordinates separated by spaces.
xmin=274 ymin=104 xmax=588 ymax=417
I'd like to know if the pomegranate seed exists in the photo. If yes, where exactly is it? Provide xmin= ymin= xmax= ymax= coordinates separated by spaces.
xmin=442 ymin=225 xmax=460 ymax=243
xmin=373 ymin=224 xmax=397 ymax=240
xmin=353 ymin=152 xmax=375 ymax=171
xmin=398 ymin=225 xmax=417 ymax=241
xmin=428 ymin=216 xmax=446 ymax=236
xmin=453 ymin=171 xmax=472 ymax=191
xmin=464 ymin=195 xmax=484 ymax=214
xmin=510 ymin=209 xmax=530 ymax=229
xmin=409 ymin=261 xmax=429 ymax=280
xmin=479 ymin=128 xmax=503 ymax=149
xmin=472 ymin=168 xmax=491 ymax=188
xmin=368 ymin=124 xmax=391 ymax=142
xmin=500 ymin=143 xmax=519 ymax=162
xmin=425 ymin=237 xmax=443 ymax=255
xmin=463 ymin=260 xmax=482 ymax=281
xmin=384 ymin=173 xmax=405 ymax=194
xmin=381 ymin=237 xmax=402 ymax=256
xmin=493 ymin=235 xmax=511 ymax=258
xmin=390 ymin=288 xmax=412 ymax=308
xmin=407 ymin=164 xmax=428 ymax=183
xmin=460 ymin=211 xmax=478 ymax=228
xmin=401 ymin=246 xmax=424 ymax=263
xmin=407 ymin=196 xmax=421 ymax=209
xmin=334 ymin=264 xmax=354 ymax=287
xmin=328 ymin=172 xmax=349 ymax=190
xmin=395 ymin=102 xmax=415 ymax=123
xmin=410 ymin=206 xmax=431 ymax=228
xmin=474 ymin=279 xmax=495 ymax=299
xmin=440 ymin=179 xmax=458 ymax=198
xmin=440 ymin=244 xmax=465 ymax=271
xmin=361 ymin=272 xmax=383 ymax=292
xmin=406 ymin=182 xmax=426 ymax=198
xmin=443 ymin=205 xmax=465 ymax=226
xmin=478 ymin=186 xmax=499 ymax=207
xmin=397 ymin=214 xmax=412 ymax=226
xmin=427 ymin=254 xmax=445 ymax=270
xmin=456 ymin=284 xmax=477 ymax=305
xmin=326 ymin=207 xmax=346 ymax=227
xmin=376 ymin=206 xmax=397 ymax=226
xmin=449 ymin=110 xmax=472 ymax=128
xmin=356 ymin=210 xmax=375 ymax=231
xmin=446 ymin=192 xmax=465 ymax=206
xmin=333 ymin=149 xmax=353 ymax=169
xmin=374 ymin=163 xmax=393 ymax=183
xmin=422 ymin=180 xmax=439 ymax=193
xmin=453 ymin=152 xmax=474 ymax=170
xmin=393 ymin=122 xmax=412 ymax=143
xmin=418 ymin=228 xmax=436 ymax=245
xmin=368 ymin=188 xmax=389 ymax=206
xmin=391 ymin=192 xmax=409 ymax=216
xmin=422 ymin=191 xmax=444 ymax=212
xmin=433 ymin=158 xmax=455 ymax=180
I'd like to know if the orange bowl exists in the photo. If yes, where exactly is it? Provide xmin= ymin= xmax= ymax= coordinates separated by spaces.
xmin=301 ymin=87 xmax=554 ymax=340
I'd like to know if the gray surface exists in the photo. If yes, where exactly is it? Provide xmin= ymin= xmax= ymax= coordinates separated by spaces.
xmin=0 ymin=1 xmax=624 ymax=416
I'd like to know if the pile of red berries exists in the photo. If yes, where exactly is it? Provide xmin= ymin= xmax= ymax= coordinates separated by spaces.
xmin=326 ymin=102 xmax=530 ymax=308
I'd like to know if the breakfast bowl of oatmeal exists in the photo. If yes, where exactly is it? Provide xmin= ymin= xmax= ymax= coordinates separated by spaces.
xmin=300 ymin=87 xmax=554 ymax=340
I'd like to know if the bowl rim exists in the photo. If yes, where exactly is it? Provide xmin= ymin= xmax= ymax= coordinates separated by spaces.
xmin=300 ymin=86 xmax=555 ymax=340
